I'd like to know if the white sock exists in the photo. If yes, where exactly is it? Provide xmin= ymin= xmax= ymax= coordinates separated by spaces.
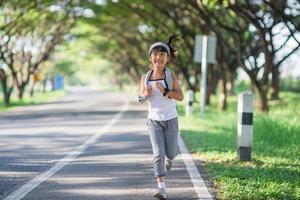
xmin=158 ymin=182 xmax=166 ymax=189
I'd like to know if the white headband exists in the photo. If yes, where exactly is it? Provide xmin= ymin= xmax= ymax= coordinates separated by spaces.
xmin=149 ymin=42 xmax=171 ymax=56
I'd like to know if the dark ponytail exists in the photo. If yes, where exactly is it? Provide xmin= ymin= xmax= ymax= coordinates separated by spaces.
xmin=167 ymin=34 xmax=183 ymax=61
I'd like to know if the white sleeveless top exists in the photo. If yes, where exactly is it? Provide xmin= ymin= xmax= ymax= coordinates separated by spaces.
xmin=147 ymin=79 xmax=177 ymax=121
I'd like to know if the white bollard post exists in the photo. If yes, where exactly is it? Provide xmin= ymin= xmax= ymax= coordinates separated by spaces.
xmin=237 ymin=91 xmax=253 ymax=161
xmin=185 ymin=90 xmax=194 ymax=116
xmin=200 ymin=36 xmax=208 ymax=118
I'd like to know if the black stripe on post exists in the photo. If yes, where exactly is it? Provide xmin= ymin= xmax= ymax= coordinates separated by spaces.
xmin=239 ymin=112 xmax=253 ymax=125
xmin=188 ymin=101 xmax=193 ymax=106
xmin=237 ymin=147 xmax=251 ymax=161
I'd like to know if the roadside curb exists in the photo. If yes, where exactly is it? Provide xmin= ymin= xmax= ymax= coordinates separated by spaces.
xmin=178 ymin=135 xmax=214 ymax=200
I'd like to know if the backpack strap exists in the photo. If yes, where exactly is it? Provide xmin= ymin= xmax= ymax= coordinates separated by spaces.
xmin=144 ymin=69 xmax=153 ymax=86
xmin=144 ymin=67 xmax=173 ymax=90
xmin=164 ymin=67 xmax=173 ymax=91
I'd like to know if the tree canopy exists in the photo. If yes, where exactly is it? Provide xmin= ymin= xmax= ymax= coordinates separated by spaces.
xmin=0 ymin=0 xmax=299 ymax=111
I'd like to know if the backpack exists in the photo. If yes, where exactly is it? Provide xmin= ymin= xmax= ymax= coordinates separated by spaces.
xmin=144 ymin=67 xmax=173 ymax=90
xmin=138 ymin=67 xmax=173 ymax=103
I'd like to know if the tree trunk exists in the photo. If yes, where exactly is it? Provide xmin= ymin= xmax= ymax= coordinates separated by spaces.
xmin=193 ymin=65 xmax=200 ymax=94
xmin=29 ymin=74 xmax=35 ymax=97
xmin=1 ymin=83 xmax=9 ymax=107
xmin=219 ymin=75 xmax=227 ymax=110
xmin=3 ymin=88 xmax=12 ymax=107
xmin=43 ymin=79 xmax=47 ymax=92
xmin=205 ymin=66 xmax=211 ymax=105
xmin=51 ymin=76 xmax=55 ymax=91
xmin=227 ymin=72 xmax=235 ymax=96
xmin=0 ymin=70 xmax=12 ymax=106
xmin=177 ymin=55 xmax=195 ymax=92
xmin=180 ymin=65 xmax=195 ymax=92
xmin=270 ymin=65 xmax=280 ymax=99
xmin=256 ymin=84 xmax=269 ymax=112
xmin=29 ymin=84 xmax=35 ymax=97
xmin=211 ymin=64 xmax=219 ymax=95
xmin=18 ymin=87 xmax=24 ymax=100
xmin=206 ymin=85 xmax=211 ymax=105
xmin=1 ymin=83 xmax=13 ymax=107
xmin=17 ymin=85 xmax=25 ymax=100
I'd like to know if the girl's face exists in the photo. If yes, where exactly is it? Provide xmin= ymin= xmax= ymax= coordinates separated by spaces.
xmin=149 ymin=51 xmax=170 ymax=69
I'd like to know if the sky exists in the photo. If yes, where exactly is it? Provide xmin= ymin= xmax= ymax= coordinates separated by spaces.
xmin=237 ymin=20 xmax=300 ymax=81
xmin=238 ymin=52 xmax=300 ymax=81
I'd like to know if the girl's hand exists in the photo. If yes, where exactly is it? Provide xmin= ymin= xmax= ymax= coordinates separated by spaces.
xmin=145 ymin=85 xmax=152 ymax=96
xmin=155 ymin=82 xmax=165 ymax=93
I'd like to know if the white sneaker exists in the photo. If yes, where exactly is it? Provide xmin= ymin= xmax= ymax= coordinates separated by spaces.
xmin=166 ymin=159 xmax=173 ymax=171
xmin=153 ymin=187 xmax=167 ymax=200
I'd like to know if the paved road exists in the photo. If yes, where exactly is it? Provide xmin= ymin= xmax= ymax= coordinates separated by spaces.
xmin=0 ymin=88 xmax=210 ymax=200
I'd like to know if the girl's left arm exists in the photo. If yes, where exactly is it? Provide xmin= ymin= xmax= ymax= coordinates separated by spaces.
xmin=165 ymin=73 xmax=184 ymax=101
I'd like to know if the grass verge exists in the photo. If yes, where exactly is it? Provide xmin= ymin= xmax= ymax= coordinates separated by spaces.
xmin=178 ymin=92 xmax=300 ymax=200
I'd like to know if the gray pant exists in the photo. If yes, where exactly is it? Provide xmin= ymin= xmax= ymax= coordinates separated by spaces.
xmin=147 ymin=118 xmax=179 ymax=177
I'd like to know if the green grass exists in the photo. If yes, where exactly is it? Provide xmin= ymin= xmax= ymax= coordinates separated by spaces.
xmin=178 ymin=92 xmax=300 ymax=200
xmin=0 ymin=90 xmax=65 ymax=110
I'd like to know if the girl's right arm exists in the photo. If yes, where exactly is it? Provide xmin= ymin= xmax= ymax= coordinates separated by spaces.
xmin=140 ymin=75 xmax=146 ymax=96
xmin=140 ymin=75 xmax=152 ymax=97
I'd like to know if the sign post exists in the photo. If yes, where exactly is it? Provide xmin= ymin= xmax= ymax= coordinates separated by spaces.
xmin=194 ymin=34 xmax=217 ymax=117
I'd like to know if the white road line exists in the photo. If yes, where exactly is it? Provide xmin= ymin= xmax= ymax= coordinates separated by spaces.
xmin=4 ymin=101 xmax=129 ymax=200
xmin=178 ymin=135 xmax=213 ymax=200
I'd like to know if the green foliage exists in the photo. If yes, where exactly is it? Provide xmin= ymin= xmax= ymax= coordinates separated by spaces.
xmin=179 ymin=92 xmax=300 ymax=200
xmin=51 ymin=21 xmax=113 ymax=85
xmin=280 ymin=76 xmax=300 ymax=92
xmin=234 ymin=80 xmax=252 ymax=94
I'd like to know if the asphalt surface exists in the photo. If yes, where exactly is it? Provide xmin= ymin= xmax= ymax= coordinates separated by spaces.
xmin=0 ymin=88 xmax=202 ymax=200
